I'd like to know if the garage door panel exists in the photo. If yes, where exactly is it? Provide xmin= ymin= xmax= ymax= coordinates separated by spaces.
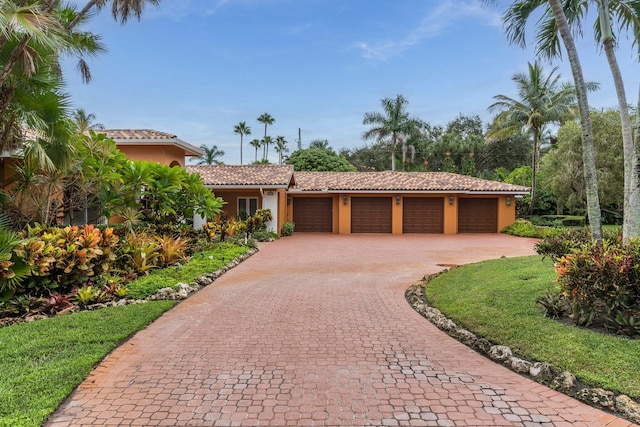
xmin=458 ymin=198 xmax=498 ymax=233
xmin=351 ymin=197 xmax=392 ymax=233
xmin=293 ymin=197 xmax=333 ymax=232
xmin=403 ymin=197 xmax=444 ymax=234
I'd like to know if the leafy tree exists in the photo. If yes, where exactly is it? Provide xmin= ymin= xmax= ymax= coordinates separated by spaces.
xmin=500 ymin=0 xmax=640 ymax=238
xmin=540 ymin=109 xmax=625 ymax=219
xmin=233 ymin=121 xmax=251 ymax=165
xmin=257 ymin=113 xmax=275 ymax=160
xmin=488 ymin=62 xmax=581 ymax=212
xmin=195 ymin=144 xmax=225 ymax=165
xmin=274 ymin=136 xmax=288 ymax=165
xmin=340 ymin=142 xmax=392 ymax=171
xmin=309 ymin=139 xmax=330 ymax=150
xmin=286 ymin=147 xmax=356 ymax=172
xmin=362 ymin=94 xmax=422 ymax=171
xmin=446 ymin=114 xmax=484 ymax=137
xmin=486 ymin=0 xmax=603 ymax=239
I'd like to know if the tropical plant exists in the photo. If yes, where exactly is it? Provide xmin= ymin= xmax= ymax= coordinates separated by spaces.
xmin=362 ymin=94 xmax=423 ymax=171
xmin=485 ymin=0 xmax=603 ymax=241
xmin=155 ymin=234 xmax=190 ymax=266
xmin=488 ymin=61 xmax=582 ymax=212
xmin=274 ymin=136 xmax=289 ymax=164
xmin=249 ymin=138 xmax=261 ymax=163
xmin=195 ymin=144 xmax=225 ymax=165
xmin=234 ymin=121 xmax=251 ymax=165
xmin=498 ymin=0 xmax=640 ymax=240
xmin=261 ymin=136 xmax=273 ymax=162
xmin=257 ymin=113 xmax=275 ymax=159
xmin=286 ymin=147 xmax=357 ymax=171
xmin=71 ymin=108 xmax=104 ymax=133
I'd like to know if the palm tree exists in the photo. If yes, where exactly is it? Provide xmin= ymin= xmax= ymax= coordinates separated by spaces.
xmin=257 ymin=113 xmax=275 ymax=159
xmin=249 ymin=139 xmax=261 ymax=163
xmin=500 ymin=0 xmax=640 ymax=238
xmin=274 ymin=136 xmax=289 ymax=164
xmin=72 ymin=109 xmax=105 ymax=133
xmin=488 ymin=62 xmax=581 ymax=212
xmin=195 ymin=144 xmax=225 ymax=165
xmin=261 ymin=136 xmax=273 ymax=162
xmin=233 ymin=121 xmax=251 ymax=165
xmin=485 ymin=0 xmax=602 ymax=241
xmin=362 ymin=95 xmax=422 ymax=171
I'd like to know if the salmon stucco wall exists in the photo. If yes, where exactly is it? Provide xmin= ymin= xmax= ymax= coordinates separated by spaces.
xmin=117 ymin=145 xmax=186 ymax=167
xmin=211 ymin=189 xmax=262 ymax=218
xmin=498 ymin=195 xmax=517 ymax=232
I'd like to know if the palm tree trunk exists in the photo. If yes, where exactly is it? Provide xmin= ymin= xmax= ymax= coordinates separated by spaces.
xmin=391 ymin=134 xmax=397 ymax=171
xmin=602 ymin=37 xmax=640 ymax=239
xmin=240 ymin=135 xmax=243 ymax=165
xmin=529 ymin=129 xmax=539 ymax=215
xmin=66 ymin=0 xmax=98 ymax=30
xmin=548 ymin=0 xmax=602 ymax=241
xmin=630 ymin=85 xmax=640 ymax=238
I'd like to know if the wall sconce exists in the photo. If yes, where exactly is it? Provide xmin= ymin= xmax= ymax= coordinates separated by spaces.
xmin=395 ymin=195 xmax=401 ymax=205
xmin=448 ymin=196 xmax=454 ymax=205
xmin=343 ymin=195 xmax=348 ymax=205
xmin=506 ymin=196 xmax=512 ymax=206
xmin=287 ymin=196 xmax=291 ymax=205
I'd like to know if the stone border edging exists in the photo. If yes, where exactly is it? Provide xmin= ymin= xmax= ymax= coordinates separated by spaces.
xmin=405 ymin=273 xmax=640 ymax=425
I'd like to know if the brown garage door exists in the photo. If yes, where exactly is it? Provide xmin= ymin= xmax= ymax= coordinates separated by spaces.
xmin=293 ymin=197 xmax=333 ymax=232
xmin=351 ymin=197 xmax=392 ymax=233
xmin=458 ymin=198 xmax=498 ymax=233
xmin=403 ymin=197 xmax=444 ymax=233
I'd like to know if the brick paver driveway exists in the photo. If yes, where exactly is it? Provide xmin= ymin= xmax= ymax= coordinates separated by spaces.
xmin=46 ymin=234 xmax=635 ymax=427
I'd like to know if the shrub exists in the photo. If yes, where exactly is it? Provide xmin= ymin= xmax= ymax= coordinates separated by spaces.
xmin=534 ymin=227 xmax=621 ymax=261
xmin=14 ymin=224 xmax=119 ymax=296
xmin=554 ymin=239 xmax=640 ymax=335
xmin=500 ymin=219 xmax=559 ymax=239
xmin=281 ymin=222 xmax=295 ymax=237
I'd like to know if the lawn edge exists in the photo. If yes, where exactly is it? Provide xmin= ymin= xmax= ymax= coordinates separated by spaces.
xmin=405 ymin=275 xmax=640 ymax=425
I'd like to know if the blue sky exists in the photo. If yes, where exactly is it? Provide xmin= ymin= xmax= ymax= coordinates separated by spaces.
xmin=62 ymin=0 xmax=640 ymax=164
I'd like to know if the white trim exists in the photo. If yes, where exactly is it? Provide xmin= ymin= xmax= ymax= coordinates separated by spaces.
xmin=286 ymin=190 xmax=529 ymax=195
xmin=204 ymin=185 xmax=288 ymax=190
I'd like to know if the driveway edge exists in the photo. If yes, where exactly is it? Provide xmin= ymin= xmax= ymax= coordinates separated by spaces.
xmin=406 ymin=276 xmax=640 ymax=426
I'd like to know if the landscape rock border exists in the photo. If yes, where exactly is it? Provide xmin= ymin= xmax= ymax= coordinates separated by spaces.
xmin=406 ymin=273 xmax=640 ymax=425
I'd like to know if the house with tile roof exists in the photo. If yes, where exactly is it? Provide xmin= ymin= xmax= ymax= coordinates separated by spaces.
xmin=187 ymin=164 xmax=530 ymax=235
xmin=102 ymin=129 xmax=204 ymax=168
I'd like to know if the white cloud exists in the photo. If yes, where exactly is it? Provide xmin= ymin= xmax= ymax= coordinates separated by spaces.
xmin=354 ymin=0 xmax=502 ymax=61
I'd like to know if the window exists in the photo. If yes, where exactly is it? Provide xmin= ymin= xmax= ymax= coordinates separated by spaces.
xmin=238 ymin=197 xmax=258 ymax=219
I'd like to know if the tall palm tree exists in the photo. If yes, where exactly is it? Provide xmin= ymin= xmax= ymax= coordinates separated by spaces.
xmin=274 ymin=136 xmax=289 ymax=165
xmin=362 ymin=95 xmax=422 ymax=171
xmin=195 ymin=144 xmax=225 ymax=165
xmin=257 ymin=113 xmax=275 ymax=159
xmin=488 ymin=62 xmax=582 ymax=212
xmin=485 ymin=0 xmax=603 ymax=241
xmin=500 ymin=0 xmax=640 ymax=238
xmin=249 ymin=139 xmax=261 ymax=163
xmin=261 ymin=136 xmax=273 ymax=162
xmin=233 ymin=121 xmax=251 ymax=165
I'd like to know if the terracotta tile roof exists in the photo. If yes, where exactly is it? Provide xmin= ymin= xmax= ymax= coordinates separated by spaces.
xmin=291 ymin=171 xmax=530 ymax=193
xmin=100 ymin=129 xmax=204 ymax=156
xmin=187 ymin=164 xmax=295 ymax=187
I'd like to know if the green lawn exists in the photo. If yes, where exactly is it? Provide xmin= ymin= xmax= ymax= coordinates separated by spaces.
xmin=424 ymin=255 xmax=640 ymax=397
xmin=0 ymin=301 xmax=175 ymax=427
xmin=0 ymin=241 xmax=253 ymax=427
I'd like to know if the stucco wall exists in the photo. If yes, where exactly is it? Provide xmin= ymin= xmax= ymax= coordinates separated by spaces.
xmin=117 ymin=145 xmax=186 ymax=167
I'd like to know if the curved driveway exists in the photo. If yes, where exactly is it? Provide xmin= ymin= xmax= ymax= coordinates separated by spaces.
xmin=46 ymin=234 xmax=636 ymax=427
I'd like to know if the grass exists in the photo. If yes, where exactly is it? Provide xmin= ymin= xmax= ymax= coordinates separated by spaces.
xmin=424 ymin=255 xmax=640 ymax=398
xmin=126 ymin=242 xmax=251 ymax=299
xmin=0 ymin=301 xmax=175 ymax=427
xmin=0 ymin=241 xmax=253 ymax=427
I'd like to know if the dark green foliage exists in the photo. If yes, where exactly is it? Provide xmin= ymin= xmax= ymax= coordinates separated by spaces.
xmin=286 ymin=147 xmax=357 ymax=171
xmin=534 ymin=227 xmax=593 ymax=261
xmin=500 ymin=219 xmax=560 ymax=238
